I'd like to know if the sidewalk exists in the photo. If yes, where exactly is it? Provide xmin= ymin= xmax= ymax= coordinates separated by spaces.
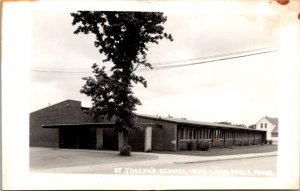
xmin=30 ymin=147 xmax=277 ymax=174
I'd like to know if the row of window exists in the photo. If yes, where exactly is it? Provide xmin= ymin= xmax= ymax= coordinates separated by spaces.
xmin=260 ymin=123 xmax=268 ymax=128
xmin=271 ymin=132 xmax=278 ymax=137
xmin=179 ymin=128 xmax=263 ymax=140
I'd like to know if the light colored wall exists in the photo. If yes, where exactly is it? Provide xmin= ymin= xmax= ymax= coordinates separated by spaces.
xmin=256 ymin=117 xmax=276 ymax=140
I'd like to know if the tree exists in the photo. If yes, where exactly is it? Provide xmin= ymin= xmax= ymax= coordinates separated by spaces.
xmin=218 ymin=121 xmax=232 ymax=125
xmin=71 ymin=11 xmax=173 ymax=151
xmin=248 ymin=124 xmax=256 ymax=129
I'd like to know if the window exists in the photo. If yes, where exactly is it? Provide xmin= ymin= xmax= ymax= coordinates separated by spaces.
xmin=261 ymin=123 xmax=263 ymax=128
xmin=272 ymin=132 xmax=278 ymax=137
xmin=180 ymin=128 xmax=184 ymax=139
xmin=188 ymin=129 xmax=192 ymax=140
xmin=265 ymin=123 xmax=267 ymax=128
xmin=193 ymin=129 xmax=197 ymax=140
xmin=183 ymin=128 xmax=187 ymax=140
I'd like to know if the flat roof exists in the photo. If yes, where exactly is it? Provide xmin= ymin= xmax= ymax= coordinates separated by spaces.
xmin=42 ymin=122 xmax=162 ymax=128
xmin=42 ymin=114 xmax=266 ymax=132
xmin=137 ymin=114 xmax=266 ymax=131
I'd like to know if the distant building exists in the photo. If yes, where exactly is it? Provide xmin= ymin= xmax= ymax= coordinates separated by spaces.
xmin=30 ymin=99 xmax=267 ymax=151
xmin=256 ymin=116 xmax=278 ymax=143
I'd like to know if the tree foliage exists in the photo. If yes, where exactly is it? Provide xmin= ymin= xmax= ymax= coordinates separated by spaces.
xmin=71 ymin=11 xmax=173 ymax=132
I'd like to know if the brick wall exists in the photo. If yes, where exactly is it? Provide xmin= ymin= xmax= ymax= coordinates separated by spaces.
xmin=30 ymin=100 xmax=95 ymax=147
xmin=137 ymin=117 xmax=177 ymax=151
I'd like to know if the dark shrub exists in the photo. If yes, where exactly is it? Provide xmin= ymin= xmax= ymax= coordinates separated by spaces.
xmin=246 ymin=140 xmax=250 ymax=146
xmin=265 ymin=140 xmax=268 ymax=144
xmin=269 ymin=140 xmax=273 ymax=145
xmin=238 ymin=141 xmax=243 ymax=146
xmin=119 ymin=145 xmax=132 ymax=156
xmin=187 ymin=141 xmax=195 ymax=150
xmin=196 ymin=140 xmax=210 ymax=151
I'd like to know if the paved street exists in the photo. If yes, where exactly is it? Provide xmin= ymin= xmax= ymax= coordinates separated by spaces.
xmin=30 ymin=147 xmax=277 ymax=177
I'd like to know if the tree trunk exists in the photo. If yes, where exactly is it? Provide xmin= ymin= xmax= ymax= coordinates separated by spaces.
xmin=123 ymin=130 xmax=129 ymax=146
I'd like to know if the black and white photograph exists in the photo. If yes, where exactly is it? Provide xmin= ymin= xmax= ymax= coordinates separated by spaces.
xmin=2 ymin=0 xmax=300 ymax=190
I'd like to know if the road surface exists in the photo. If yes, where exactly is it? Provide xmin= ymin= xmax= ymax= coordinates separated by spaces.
xmin=31 ymin=147 xmax=276 ymax=177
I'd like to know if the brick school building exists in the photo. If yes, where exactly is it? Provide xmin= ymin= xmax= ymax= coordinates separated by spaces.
xmin=30 ymin=100 xmax=267 ymax=151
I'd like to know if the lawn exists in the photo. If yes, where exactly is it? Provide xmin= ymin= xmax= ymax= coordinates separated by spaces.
xmin=155 ymin=144 xmax=278 ymax=156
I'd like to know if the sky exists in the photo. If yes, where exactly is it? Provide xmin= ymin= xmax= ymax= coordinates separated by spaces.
xmin=29 ymin=0 xmax=293 ymax=125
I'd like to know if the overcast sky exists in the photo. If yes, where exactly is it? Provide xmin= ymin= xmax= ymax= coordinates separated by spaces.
xmin=29 ymin=1 xmax=289 ymax=125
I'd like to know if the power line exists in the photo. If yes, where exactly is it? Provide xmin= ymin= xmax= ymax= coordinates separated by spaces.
xmin=31 ymin=47 xmax=279 ymax=74
xmin=139 ymin=48 xmax=278 ymax=71
xmin=150 ymin=46 xmax=278 ymax=66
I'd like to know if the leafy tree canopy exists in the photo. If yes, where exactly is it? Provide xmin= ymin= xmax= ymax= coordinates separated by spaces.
xmin=71 ymin=11 xmax=173 ymax=132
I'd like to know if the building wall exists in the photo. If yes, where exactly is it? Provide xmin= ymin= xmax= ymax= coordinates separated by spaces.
xmin=177 ymin=126 xmax=265 ymax=149
xmin=136 ymin=117 xmax=177 ymax=151
xmin=30 ymin=100 xmax=95 ymax=147
xmin=256 ymin=117 xmax=276 ymax=140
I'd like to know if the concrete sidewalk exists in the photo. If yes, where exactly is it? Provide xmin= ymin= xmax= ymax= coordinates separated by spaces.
xmin=30 ymin=148 xmax=277 ymax=174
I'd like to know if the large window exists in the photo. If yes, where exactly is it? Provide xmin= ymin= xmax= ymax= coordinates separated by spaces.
xmin=193 ymin=129 xmax=197 ymax=140
xmin=198 ymin=129 xmax=202 ymax=139
xmin=188 ymin=129 xmax=192 ymax=140
xmin=179 ymin=128 xmax=184 ymax=139
xmin=183 ymin=128 xmax=188 ymax=140
xmin=272 ymin=132 xmax=278 ymax=137
xmin=265 ymin=123 xmax=267 ymax=128
xmin=261 ymin=123 xmax=263 ymax=128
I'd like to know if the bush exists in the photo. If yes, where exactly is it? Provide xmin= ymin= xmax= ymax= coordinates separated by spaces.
xmin=119 ymin=145 xmax=132 ymax=156
xmin=187 ymin=141 xmax=195 ymax=150
xmin=265 ymin=140 xmax=268 ymax=144
xmin=196 ymin=140 xmax=210 ymax=151
xmin=238 ymin=141 xmax=243 ymax=146
xmin=269 ymin=140 xmax=273 ymax=145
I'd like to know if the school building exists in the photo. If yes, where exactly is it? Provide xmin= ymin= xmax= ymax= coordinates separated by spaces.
xmin=30 ymin=99 xmax=267 ymax=151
